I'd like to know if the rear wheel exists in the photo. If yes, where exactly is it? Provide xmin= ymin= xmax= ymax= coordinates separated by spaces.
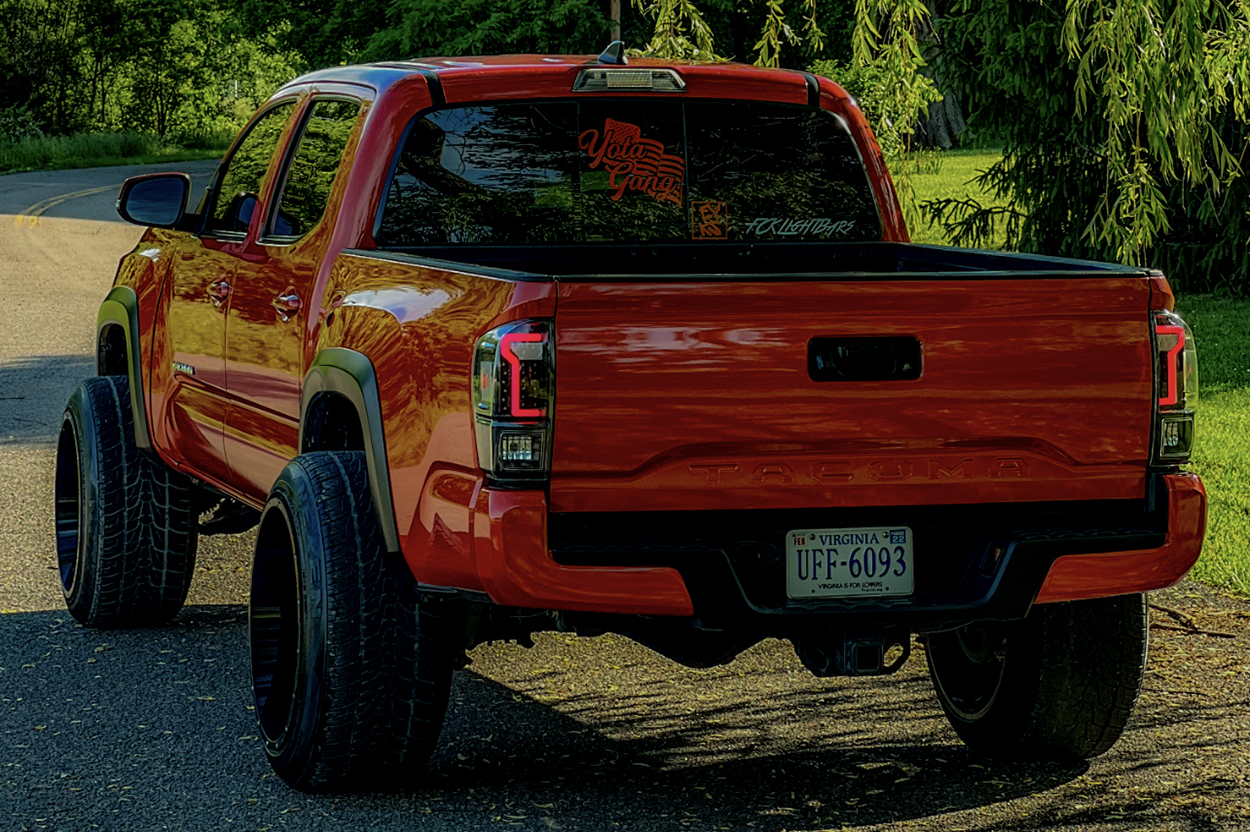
xmin=249 ymin=451 xmax=464 ymax=792
xmin=55 ymin=376 xmax=198 ymax=627
xmin=926 ymin=593 xmax=1148 ymax=760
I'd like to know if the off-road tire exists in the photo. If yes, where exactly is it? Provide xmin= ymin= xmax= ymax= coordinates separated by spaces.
xmin=55 ymin=375 xmax=198 ymax=627
xmin=926 ymin=593 xmax=1148 ymax=760
xmin=249 ymin=451 xmax=464 ymax=792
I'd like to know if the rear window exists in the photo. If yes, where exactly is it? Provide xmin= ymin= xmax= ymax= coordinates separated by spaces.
xmin=376 ymin=100 xmax=881 ymax=247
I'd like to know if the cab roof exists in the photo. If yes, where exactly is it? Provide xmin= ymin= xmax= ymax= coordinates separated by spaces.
xmin=276 ymin=53 xmax=821 ymax=99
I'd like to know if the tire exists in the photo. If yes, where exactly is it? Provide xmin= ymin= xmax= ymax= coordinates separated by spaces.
xmin=926 ymin=593 xmax=1148 ymax=760
xmin=54 ymin=376 xmax=198 ymax=628
xmin=249 ymin=451 xmax=464 ymax=792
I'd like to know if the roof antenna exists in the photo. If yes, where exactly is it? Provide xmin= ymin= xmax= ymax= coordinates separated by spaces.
xmin=598 ymin=41 xmax=628 ymax=65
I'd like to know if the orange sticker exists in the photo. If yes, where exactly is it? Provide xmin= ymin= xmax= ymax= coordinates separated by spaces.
xmin=578 ymin=118 xmax=685 ymax=205
xmin=691 ymin=201 xmax=729 ymax=240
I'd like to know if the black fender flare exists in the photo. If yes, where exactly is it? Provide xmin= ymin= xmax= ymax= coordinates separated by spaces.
xmin=95 ymin=286 xmax=152 ymax=452
xmin=299 ymin=348 xmax=400 ymax=553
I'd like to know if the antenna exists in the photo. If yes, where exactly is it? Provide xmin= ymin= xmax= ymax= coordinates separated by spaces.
xmin=597 ymin=41 xmax=627 ymax=65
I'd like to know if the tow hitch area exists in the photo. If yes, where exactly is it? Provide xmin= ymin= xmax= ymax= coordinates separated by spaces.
xmin=794 ymin=629 xmax=911 ymax=677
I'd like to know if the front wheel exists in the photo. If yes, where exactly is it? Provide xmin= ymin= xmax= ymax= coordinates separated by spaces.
xmin=926 ymin=593 xmax=1148 ymax=760
xmin=55 ymin=376 xmax=198 ymax=627
xmin=249 ymin=451 xmax=465 ymax=792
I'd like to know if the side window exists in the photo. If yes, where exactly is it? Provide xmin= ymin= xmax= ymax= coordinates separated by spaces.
xmin=269 ymin=99 xmax=362 ymax=240
xmin=207 ymin=101 xmax=296 ymax=235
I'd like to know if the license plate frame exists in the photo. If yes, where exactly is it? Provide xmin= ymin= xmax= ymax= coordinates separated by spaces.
xmin=785 ymin=526 xmax=915 ymax=599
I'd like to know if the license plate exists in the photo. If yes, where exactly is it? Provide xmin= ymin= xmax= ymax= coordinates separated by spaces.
xmin=786 ymin=526 xmax=914 ymax=599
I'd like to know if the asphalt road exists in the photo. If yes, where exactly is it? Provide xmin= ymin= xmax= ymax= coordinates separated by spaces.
xmin=1 ymin=166 xmax=1248 ymax=832
xmin=0 ymin=160 xmax=220 ymax=223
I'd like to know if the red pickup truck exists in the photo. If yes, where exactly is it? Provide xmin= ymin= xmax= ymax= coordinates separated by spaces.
xmin=56 ymin=47 xmax=1205 ymax=791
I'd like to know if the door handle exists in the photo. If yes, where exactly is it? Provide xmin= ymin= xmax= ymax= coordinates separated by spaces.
xmin=271 ymin=291 xmax=301 ymax=322
xmin=207 ymin=279 xmax=231 ymax=307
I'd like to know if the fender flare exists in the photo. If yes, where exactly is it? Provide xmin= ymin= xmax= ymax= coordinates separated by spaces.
xmin=300 ymin=348 xmax=400 ymax=553
xmin=96 ymin=286 xmax=152 ymax=452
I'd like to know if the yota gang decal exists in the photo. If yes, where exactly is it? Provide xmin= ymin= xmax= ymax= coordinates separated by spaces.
xmin=691 ymin=201 xmax=728 ymax=240
xmin=578 ymin=118 xmax=685 ymax=205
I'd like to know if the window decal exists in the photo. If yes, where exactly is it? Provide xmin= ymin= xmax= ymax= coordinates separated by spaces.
xmin=578 ymin=118 xmax=685 ymax=205
xmin=743 ymin=217 xmax=860 ymax=238
xmin=691 ymin=201 xmax=728 ymax=240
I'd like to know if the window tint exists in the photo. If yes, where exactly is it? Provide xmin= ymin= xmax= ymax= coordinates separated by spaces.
xmin=208 ymin=101 xmax=295 ymax=235
xmin=377 ymin=100 xmax=882 ymax=247
xmin=686 ymin=102 xmax=881 ymax=242
xmin=270 ymin=99 xmax=361 ymax=239
xmin=379 ymin=104 xmax=578 ymax=245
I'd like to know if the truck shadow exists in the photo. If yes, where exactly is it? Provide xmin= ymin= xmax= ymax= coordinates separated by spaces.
xmin=4 ymin=605 xmax=1244 ymax=831
xmin=434 ymin=657 xmax=1099 ymax=828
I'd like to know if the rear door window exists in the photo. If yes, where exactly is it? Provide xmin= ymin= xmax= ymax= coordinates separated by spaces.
xmin=268 ymin=98 xmax=362 ymax=240
xmin=376 ymin=100 xmax=881 ymax=247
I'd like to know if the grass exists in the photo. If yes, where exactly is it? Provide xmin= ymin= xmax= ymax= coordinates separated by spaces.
xmin=910 ymin=146 xmax=1250 ymax=597
xmin=0 ymin=130 xmax=230 ymax=174
xmin=1176 ymin=295 xmax=1250 ymax=595
xmin=902 ymin=147 xmax=1010 ymax=247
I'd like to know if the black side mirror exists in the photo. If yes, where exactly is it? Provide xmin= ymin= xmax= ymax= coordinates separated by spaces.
xmin=116 ymin=173 xmax=191 ymax=228
xmin=223 ymin=192 xmax=259 ymax=233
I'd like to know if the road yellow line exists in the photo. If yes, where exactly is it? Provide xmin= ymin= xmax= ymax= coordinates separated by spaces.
xmin=13 ymin=185 xmax=115 ymax=227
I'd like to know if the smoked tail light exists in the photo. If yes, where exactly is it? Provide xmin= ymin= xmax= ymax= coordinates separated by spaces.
xmin=1152 ymin=310 xmax=1198 ymax=464
xmin=472 ymin=320 xmax=554 ymax=486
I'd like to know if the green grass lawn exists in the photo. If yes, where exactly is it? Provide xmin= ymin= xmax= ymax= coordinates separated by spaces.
xmin=0 ymin=131 xmax=229 ymax=174
xmin=1176 ymin=295 xmax=1250 ymax=594
xmin=901 ymin=148 xmax=1011 ymax=247
xmin=910 ymin=148 xmax=1250 ymax=597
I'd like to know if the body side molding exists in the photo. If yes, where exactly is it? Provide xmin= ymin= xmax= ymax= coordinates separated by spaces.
xmin=300 ymin=348 xmax=401 ymax=553
xmin=96 ymin=285 xmax=152 ymax=452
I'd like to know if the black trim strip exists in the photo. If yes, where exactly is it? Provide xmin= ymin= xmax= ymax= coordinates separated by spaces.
xmin=800 ymin=71 xmax=821 ymax=107
xmin=96 ymin=286 xmax=152 ymax=453
xmin=301 ymin=349 xmax=401 ymax=553
xmin=415 ymin=69 xmax=445 ymax=107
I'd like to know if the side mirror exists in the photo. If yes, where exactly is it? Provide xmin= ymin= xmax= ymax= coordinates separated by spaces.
xmin=115 ymin=173 xmax=191 ymax=228
xmin=223 ymin=192 xmax=259 ymax=233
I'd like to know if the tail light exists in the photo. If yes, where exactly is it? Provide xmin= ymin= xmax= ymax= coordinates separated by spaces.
xmin=472 ymin=320 xmax=554 ymax=485
xmin=1152 ymin=310 xmax=1198 ymax=464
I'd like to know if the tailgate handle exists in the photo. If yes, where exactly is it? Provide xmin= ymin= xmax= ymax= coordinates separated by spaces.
xmin=808 ymin=336 xmax=922 ymax=382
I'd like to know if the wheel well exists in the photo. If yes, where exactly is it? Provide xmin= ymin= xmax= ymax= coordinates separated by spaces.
xmin=97 ymin=324 xmax=129 ymax=377
xmin=302 ymin=392 xmax=365 ymax=453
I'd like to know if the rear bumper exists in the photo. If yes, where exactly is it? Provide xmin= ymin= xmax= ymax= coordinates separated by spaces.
xmin=472 ymin=488 xmax=694 ymax=616
xmin=466 ymin=472 xmax=1204 ymax=627
xmin=1033 ymin=472 xmax=1206 ymax=603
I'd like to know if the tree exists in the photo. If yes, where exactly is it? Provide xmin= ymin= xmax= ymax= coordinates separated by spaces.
xmin=926 ymin=0 xmax=1250 ymax=293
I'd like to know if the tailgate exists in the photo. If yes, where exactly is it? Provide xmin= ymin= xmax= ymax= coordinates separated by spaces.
xmin=549 ymin=277 xmax=1153 ymax=513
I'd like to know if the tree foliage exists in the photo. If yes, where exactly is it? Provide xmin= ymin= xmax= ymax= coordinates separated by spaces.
xmin=0 ymin=0 xmax=302 ymax=139
xmin=359 ymin=0 xmax=613 ymax=63
xmin=927 ymin=0 xmax=1250 ymax=293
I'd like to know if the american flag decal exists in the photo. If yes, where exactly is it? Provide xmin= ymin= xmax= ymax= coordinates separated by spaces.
xmin=578 ymin=118 xmax=685 ymax=205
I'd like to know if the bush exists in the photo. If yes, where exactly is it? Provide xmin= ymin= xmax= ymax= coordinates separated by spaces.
xmin=0 ymin=105 xmax=44 ymax=144
xmin=0 ymin=131 xmax=176 ymax=173
xmin=167 ymin=128 xmax=235 ymax=152
xmin=809 ymin=59 xmax=912 ymax=157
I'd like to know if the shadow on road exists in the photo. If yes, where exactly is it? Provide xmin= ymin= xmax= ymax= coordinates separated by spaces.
xmin=0 ymin=355 xmax=94 ymax=444
xmin=0 ymin=605 xmax=1113 ymax=832
xmin=6 ymin=602 xmax=1248 ymax=830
